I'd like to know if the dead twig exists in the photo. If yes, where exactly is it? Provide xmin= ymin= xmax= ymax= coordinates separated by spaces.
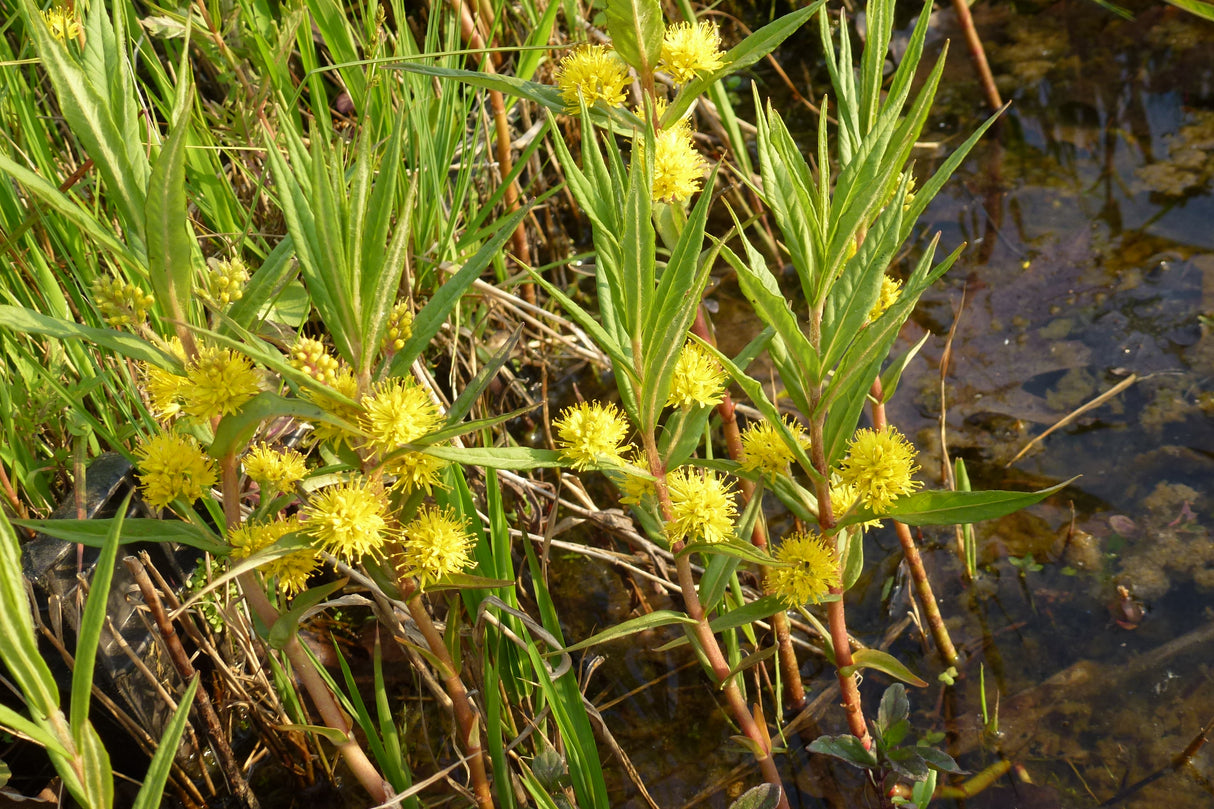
xmin=1006 ymin=374 xmax=1138 ymax=466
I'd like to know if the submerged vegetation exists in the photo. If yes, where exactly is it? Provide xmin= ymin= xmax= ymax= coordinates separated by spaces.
xmin=1 ymin=0 xmax=1211 ymax=807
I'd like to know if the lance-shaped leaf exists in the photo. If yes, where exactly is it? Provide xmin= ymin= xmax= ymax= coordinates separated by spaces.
xmin=837 ymin=478 xmax=1079 ymax=530
xmin=606 ymin=0 xmax=664 ymax=76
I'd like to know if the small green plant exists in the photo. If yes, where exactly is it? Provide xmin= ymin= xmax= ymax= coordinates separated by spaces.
xmin=809 ymin=684 xmax=962 ymax=808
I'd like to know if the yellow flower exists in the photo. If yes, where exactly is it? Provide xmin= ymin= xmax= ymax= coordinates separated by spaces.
xmin=555 ymin=45 xmax=630 ymax=110
xmin=383 ymin=301 xmax=414 ymax=354
xmin=653 ymin=121 xmax=706 ymax=203
xmin=660 ymin=21 xmax=726 ymax=83
xmin=303 ymin=367 xmax=363 ymax=448
xmin=666 ymin=341 xmax=726 ymax=409
xmin=867 ymin=276 xmax=903 ymax=323
xmin=201 ymin=257 xmax=250 ymax=307
xmin=738 ymin=416 xmax=810 ymax=479
xmin=42 ymin=5 xmax=81 ymax=44
xmin=228 ymin=516 xmax=318 ymax=596
xmin=836 ymin=426 xmax=922 ymax=513
xmin=829 ymin=478 xmax=883 ymax=531
xmin=303 ymin=480 xmax=392 ymax=562
xmin=360 ymin=377 xmax=443 ymax=455
xmin=397 ymin=505 xmax=475 ymax=586
xmin=554 ymin=401 xmax=630 ymax=470
xmin=135 ymin=432 xmax=218 ymax=509
xmin=290 ymin=337 xmax=341 ymax=385
xmin=243 ymin=444 xmax=308 ymax=493
xmin=665 ymin=465 xmax=737 ymax=545
xmin=383 ymin=450 xmax=448 ymax=494
xmin=181 ymin=346 xmax=261 ymax=421
xmin=768 ymin=530 xmax=838 ymax=606
xmin=91 ymin=275 xmax=155 ymax=328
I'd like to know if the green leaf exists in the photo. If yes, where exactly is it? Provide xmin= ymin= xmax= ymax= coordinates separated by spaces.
xmin=71 ymin=492 xmax=130 ymax=741
xmin=131 ymin=675 xmax=199 ymax=809
xmin=728 ymin=783 xmax=783 ymax=809
xmin=425 ymin=445 xmax=565 ymax=471
xmin=886 ymin=747 xmax=930 ymax=781
xmin=269 ymin=578 xmax=348 ymax=650
xmin=840 ymin=648 xmax=928 ymax=688
xmin=839 ymin=527 xmax=864 ymax=591
xmin=879 ymin=331 xmax=931 ymax=403
xmin=145 ymin=80 xmax=199 ymax=342
xmin=679 ymin=539 xmax=775 ymax=567
xmin=708 ymin=594 xmax=788 ymax=634
xmin=877 ymin=683 xmax=910 ymax=731
xmin=424 ymin=573 xmax=517 ymax=592
xmin=859 ymin=479 xmax=1077 ymax=528
xmin=606 ymin=0 xmax=664 ymax=75
xmin=277 ymin=723 xmax=349 ymax=745
xmin=808 ymin=733 xmax=878 ymax=769
xmin=1163 ymin=0 xmax=1214 ymax=20
xmin=210 ymin=391 xmax=346 ymax=459
xmin=14 ymin=518 xmax=227 ymax=555
xmin=0 ymin=306 xmax=180 ymax=370
xmin=558 ymin=610 xmax=696 ymax=654
xmin=0 ymin=704 xmax=71 ymax=758
xmin=916 ymin=744 xmax=965 ymax=775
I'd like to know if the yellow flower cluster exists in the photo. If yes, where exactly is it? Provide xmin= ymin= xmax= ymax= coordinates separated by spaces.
xmin=201 ymin=257 xmax=250 ymax=307
xmin=91 ymin=275 xmax=155 ymax=328
xmin=836 ymin=426 xmax=922 ymax=513
xmin=666 ymin=341 xmax=726 ymax=409
xmin=135 ymin=432 xmax=217 ymax=509
xmin=42 ymin=5 xmax=81 ymax=44
xmin=360 ymin=377 xmax=443 ymax=453
xmin=738 ymin=416 xmax=810 ymax=480
xmin=228 ymin=517 xmax=318 ymax=596
xmin=303 ymin=367 xmax=362 ymax=448
xmin=867 ymin=276 xmax=903 ymax=323
xmin=290 ymin=337 xmax=341 ymax=385
xmin=653 ymin=121 xmax=706 ymax=204
xmin=383 ymin=301 xmax=414 ymax=353
xmin=182 ymin=346 xmax=262 ymax=421
xmin=554 ymin=401 xmax=630 ymax=470
xmin=768 ymin=530 xmax=838 ymax=606
xmin=555 ymin=45 xmax=630 ymax=110
xmin=243 ymin=444 xmax=308 ymax=494
xmin=665 ymin=465 xmax=737 ymax=545
xmin=659 ymin=21 xmax=726 ymax=84
xmin=303 ymin=480 xmax=392 ymax=562
xmin=397 ymin=505 xmax=475 ymax=586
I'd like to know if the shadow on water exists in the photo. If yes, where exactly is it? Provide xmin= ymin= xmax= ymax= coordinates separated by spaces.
xmin=562 ymin=1 xmax=1214 ymax=807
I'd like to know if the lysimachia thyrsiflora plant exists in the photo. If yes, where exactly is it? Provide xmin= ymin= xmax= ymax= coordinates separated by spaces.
xmin=426 ymin=0 xmax=1066 ymax=804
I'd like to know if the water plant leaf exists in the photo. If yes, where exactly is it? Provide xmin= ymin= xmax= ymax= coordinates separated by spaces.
xmin=131 ymin=675 xmax=198 ymax=809
xmin=145 ymin=78 xmax=198 ymax=346
xmin=840 ymin=649 xmax=928 ymax=688
xmin=70 ymin=492 xmax=129 ymax=742
xmin=877 ymin=683 xmax=910 ymax=731
xmin=916 ymin=745 xmax=965 ymax=775
xmin=425 ymin=573 xmax=518 ymax=592
xmin=1163 ymin=0 xmax=1214 ymax=20
xmin=557 ymin=610 xmax=697 ymax=654
xmin=425 ymin=446 xmax=564 ymax=471
xmin=14 ymin=517 xmax=227 ymax=555
xmin=808 ymin=733 xmax=879 ymax=768
xmin=886 ymin=747 xmax=930 ymax=781
xmin=268 ymin=578 xmax=348 ymax=649
xmin=0 ymin=305 xmax=180 ymax=370
xmin=727 ymin=783 xmax=783 ymax=809
xmin=836 ymin=479 xmax=1079 ymax=529
xmin=606 ymin=0 xmax=663 ymax=76
xmin=679 ymin=538 xmax=776 ymax=567
xmin=209 ymin=391 xmax=344 ymax=459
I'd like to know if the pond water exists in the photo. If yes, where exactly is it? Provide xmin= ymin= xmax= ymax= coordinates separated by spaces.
xmin=576 ymin=1 xmax=1214 ymax=807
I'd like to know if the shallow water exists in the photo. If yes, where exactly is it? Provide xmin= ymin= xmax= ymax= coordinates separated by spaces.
xmin=586 ymin=2 xmax=1214 ymax=807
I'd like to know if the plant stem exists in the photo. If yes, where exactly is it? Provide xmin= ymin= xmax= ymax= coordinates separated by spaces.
xmin=404 ymin=592 xmax=496 ymax=809
xmin=219 ymin=456 xmax=390 ymax=803
xmin=691 ymin=308 xmax=805 ymax=711
xmin=642 ymin=431 xmax=790 ymax=809
xmin=950 ymin=0 xmax=1002 ymax=112
xmin=868 ymin=381 xmax=959 ymax=668
xmin=807 ymin=410 xmax=872 ymax=749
